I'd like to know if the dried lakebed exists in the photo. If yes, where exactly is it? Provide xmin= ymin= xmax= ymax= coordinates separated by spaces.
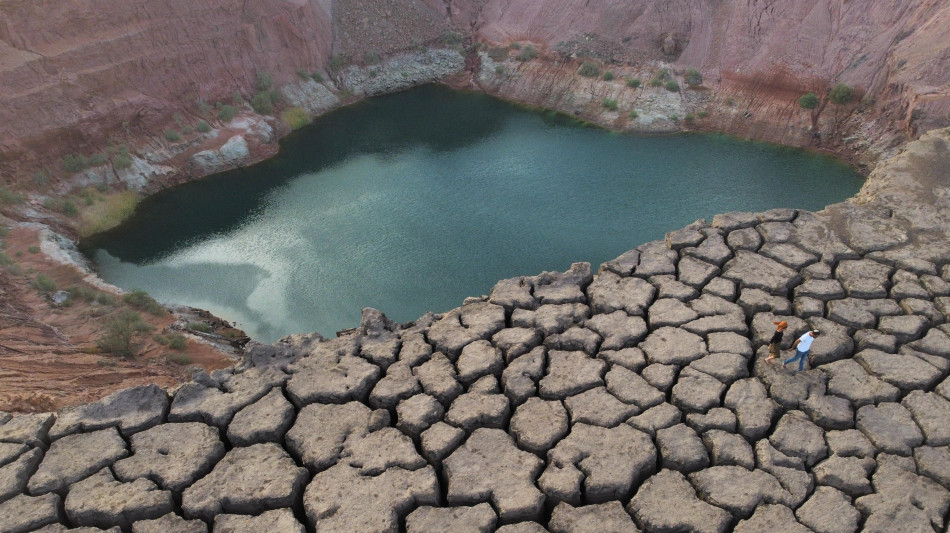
xmin=2 ymin=128 xmax=949 ymax=530
xmin=81 ymin=85 xmax=862 ymax=342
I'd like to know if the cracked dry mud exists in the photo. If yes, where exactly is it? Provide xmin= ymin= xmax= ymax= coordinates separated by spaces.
xmin=1 ymin=129 xmax=950 ymax=532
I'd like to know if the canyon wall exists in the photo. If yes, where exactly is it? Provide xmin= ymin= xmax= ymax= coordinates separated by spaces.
xmin=0 ymin=0 xmax=948 ymax=184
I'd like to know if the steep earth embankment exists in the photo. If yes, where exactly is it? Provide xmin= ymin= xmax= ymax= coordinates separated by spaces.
xmin=0 ymin=0 xmax=948 ymax=185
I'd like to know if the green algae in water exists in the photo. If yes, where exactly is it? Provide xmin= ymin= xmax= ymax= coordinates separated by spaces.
xmin=82 ymin=85 xmax=863 ymax=343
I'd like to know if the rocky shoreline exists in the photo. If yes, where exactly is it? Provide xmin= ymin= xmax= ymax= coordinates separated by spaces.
xmin=2 ymin=127 xmax=948 ymax=531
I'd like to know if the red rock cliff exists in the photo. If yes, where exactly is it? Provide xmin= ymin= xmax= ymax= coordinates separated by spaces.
xmin=0 ymin=0 xmax=948 ymax=179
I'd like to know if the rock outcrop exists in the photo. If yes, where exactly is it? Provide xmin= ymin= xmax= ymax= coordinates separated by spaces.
xmin=2 ymin=127 xmax=949 ymax=532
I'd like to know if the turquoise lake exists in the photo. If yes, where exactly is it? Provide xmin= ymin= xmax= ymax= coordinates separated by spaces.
xmin=81 ymin=85 xmax=864 ymax=343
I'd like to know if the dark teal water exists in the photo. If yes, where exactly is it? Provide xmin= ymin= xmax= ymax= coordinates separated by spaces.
xmin=81 ymin=85 xmax=863 ymax=343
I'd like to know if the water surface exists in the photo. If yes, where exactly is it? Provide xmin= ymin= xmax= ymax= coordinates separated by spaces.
xmin=82 ymin=85 xmax=863 ymax=342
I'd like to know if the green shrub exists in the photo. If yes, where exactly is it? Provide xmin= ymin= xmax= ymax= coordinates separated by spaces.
xmin=684 ymin=68 xmax=703 ymax=86
xmin=95 ymin=292 xmax=117 ymax=306
xmin=63 ymin=154 xmax=89 ymax=173
xmin=123 ymin=289 xmax=165 ymax=315
xmin=578 ymin=61 xmax=599 ymax=77
xmin=669 ymin=115 xmax=680 ymax=122
xmin=494 ymin=65 xmax=505 ymax=75
xmin=698 ymin=110 xmax=710 ymax=118
xmin=649 ymin=77 xmax=663 ymax=87
xmin=0 ymin=252 xmax=12 ymax=266
xmin=218 ymin=105 xmax=237 ymax=122
xmin=96 ymin=310 xmax=153 ymax=359
xmin=601 ymin=98 xmax=618 ymax=111
xmin=0 ymin=187 xmax=24 ymax=205
xmin=329 ymin=55 xmax=345 ymax=72
xmin=196 ymin=99 xmax=212 ymax=115
xmin=665 ymin=80 xmax=680 ymax=92
xmin=189 ymin=321 xmax=212 ymax=333
xmin=113 ymin=153 xmax=132 ymax=170
xmin=281 ymin=107 xmax=311 ymax=130
xmin=629 ymin=110 xmax=639 ymax=119
xmin=828 ymin=83 xmax=853 ymax=105
xmin=164 ymin=130 xmax=181 ymax=142
xmin=61 ymin=200 xmax=78 ymax=217
xmin=68 ymin=286 xmax=96 ymax=301
xmin=443 ymin=32 xmax=462 ymax=46
xmin=28 ymin=245 xmax=40 ymax=254
xmin=255 ymin=72 xmax=273 ymax=92
xmin=363 ymin=50 xmax=380 ymax=65
xmin=33 ymin=273 xmax=56 ymax=293
xmin=167 ymin=333 xmax=187 ymax=350
xmin=153 ymin=334 xmax=168 ymax=345
xmin=602 ymin=71 xmax=614 ymax=81
xmin=167 ymin=353 xmax=192 ymax=365
xmin=685 ymin=113 xmax=696 ymax=123
xmin=516 ymin=45 xmax=537 ymax=61
xmin=251 ymin=92 xmax=274 ymax=115
xmin=32 ymin=171 xmax=50 ymax=186
xmin=196 ymin=120 xmax=211 ymax=133
xmin=311 ymin=72 xmax=324 ymax=83
xmin=296 ymin=68 xmax=310 ymax=79
xmin=798 ymin=92 xmax=820 ymax=109
xmin=626 ymin=77 xmax=642 ymax=88
xmin=509 ymin=42 xmax=521 ymax=50
xmin=88 ymin=153 xmax=108 ymax=167
xmin=650 ymin=68 xmax=672 ymax=87
xmin=487 ymin=47 xmax=508 ymax=62
xmin=232 ymin=91 xmax=245 ymax=105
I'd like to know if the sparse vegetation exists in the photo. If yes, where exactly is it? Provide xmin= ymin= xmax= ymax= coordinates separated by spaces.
xmin=0 ymin=187 xmax=24 ymax=205
xmin=649 ymin=68 xmax=672 ymax=87
xmin=311 ymin=72 xmax=324 ymax=83
xmin=79 ymin=190 xmax=139 ymax=237
xmin=494 ymin=65 xmax=505 ymax=76
xmin=42 ymin=197 xmax=77 ymax=217
xmin=509 ymin=42 xmax=521 ymax=50
xmin=189 ymin=321 xmax=213 ymax=333
xmin=32 ymin=273 xmax=56 ymax=293
xmin=251 ymin=92 xmax=275 ymax=115
xmin=516 ymin=45 xmax=538 ymax=61
xmin=601 ymin=98 xmax=619 ymax=111
xmin=164 ymin=130 xmax=181 ymax=142
xmin=669 ymin=115 xmax=680 ymax=122
xmin=684 ymin=113 xmax=696 ymax=123
xmin=602 ymin=71 xmax=614 ymax=81
xmin=296 ymin=68 xmax=310 ymax=79
xmin=329 ymin=55 xmax=345 ymax=72
xmin=828 ymin=83 xmax=854 ymax=105
xmin=112 ymin=145 xmax=133 ymax=170
xmin=63 ymin=154 xmax=90 ymax=173
xmin=32 ymin=171 xmax=50 ymax=186
xmin=88 ymin=153 xmax=109 ymax=167
xmin=28 ymin=245 xmax=40 ymax=254
xmin=629 ymin=110 xmax=639 ymax=119
xmin=167 ymin=333 xmax=187 ymax=350
xmin=255 ymin=72 xmax=273 ymax=92
xmin=232 ymin=91 xmax=245 ymax=106
xmin=626 ymin=77 xmax=642 ymax=88
xmin=577 ymin=61 xmax=599 ymax=78
xmin=684 ymin=68 xmax=703 ymax=86
xmin=443 ymin=32 xmax=462 ymax=47
xmin=487 ymin=47 xmax=509 ymax=62
xmin=167 ymin=353 xmax=192 ymax=365
xmin=97 ymin=310 xmax=153 ymax=359
xmin=281 ymin=107 xmax=312 ymax=130
xmin=363 ymin=50 xmax=381 ymax=65
xmin=196 ymin=99 xmax=212 ymax=115
xmin=698 ymin=110 xmax=710 ymax=118
xmin=123 ymin=289 xmax=165 ymax=316
xmin=799 ymin=92 xmax=820 ymax=109
xmin=218 ymin=105 xmax=237 ymax=122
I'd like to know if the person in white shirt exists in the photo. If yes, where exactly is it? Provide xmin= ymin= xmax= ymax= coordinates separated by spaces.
xmin=783 ymin=330 xmax=820 ymax=371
